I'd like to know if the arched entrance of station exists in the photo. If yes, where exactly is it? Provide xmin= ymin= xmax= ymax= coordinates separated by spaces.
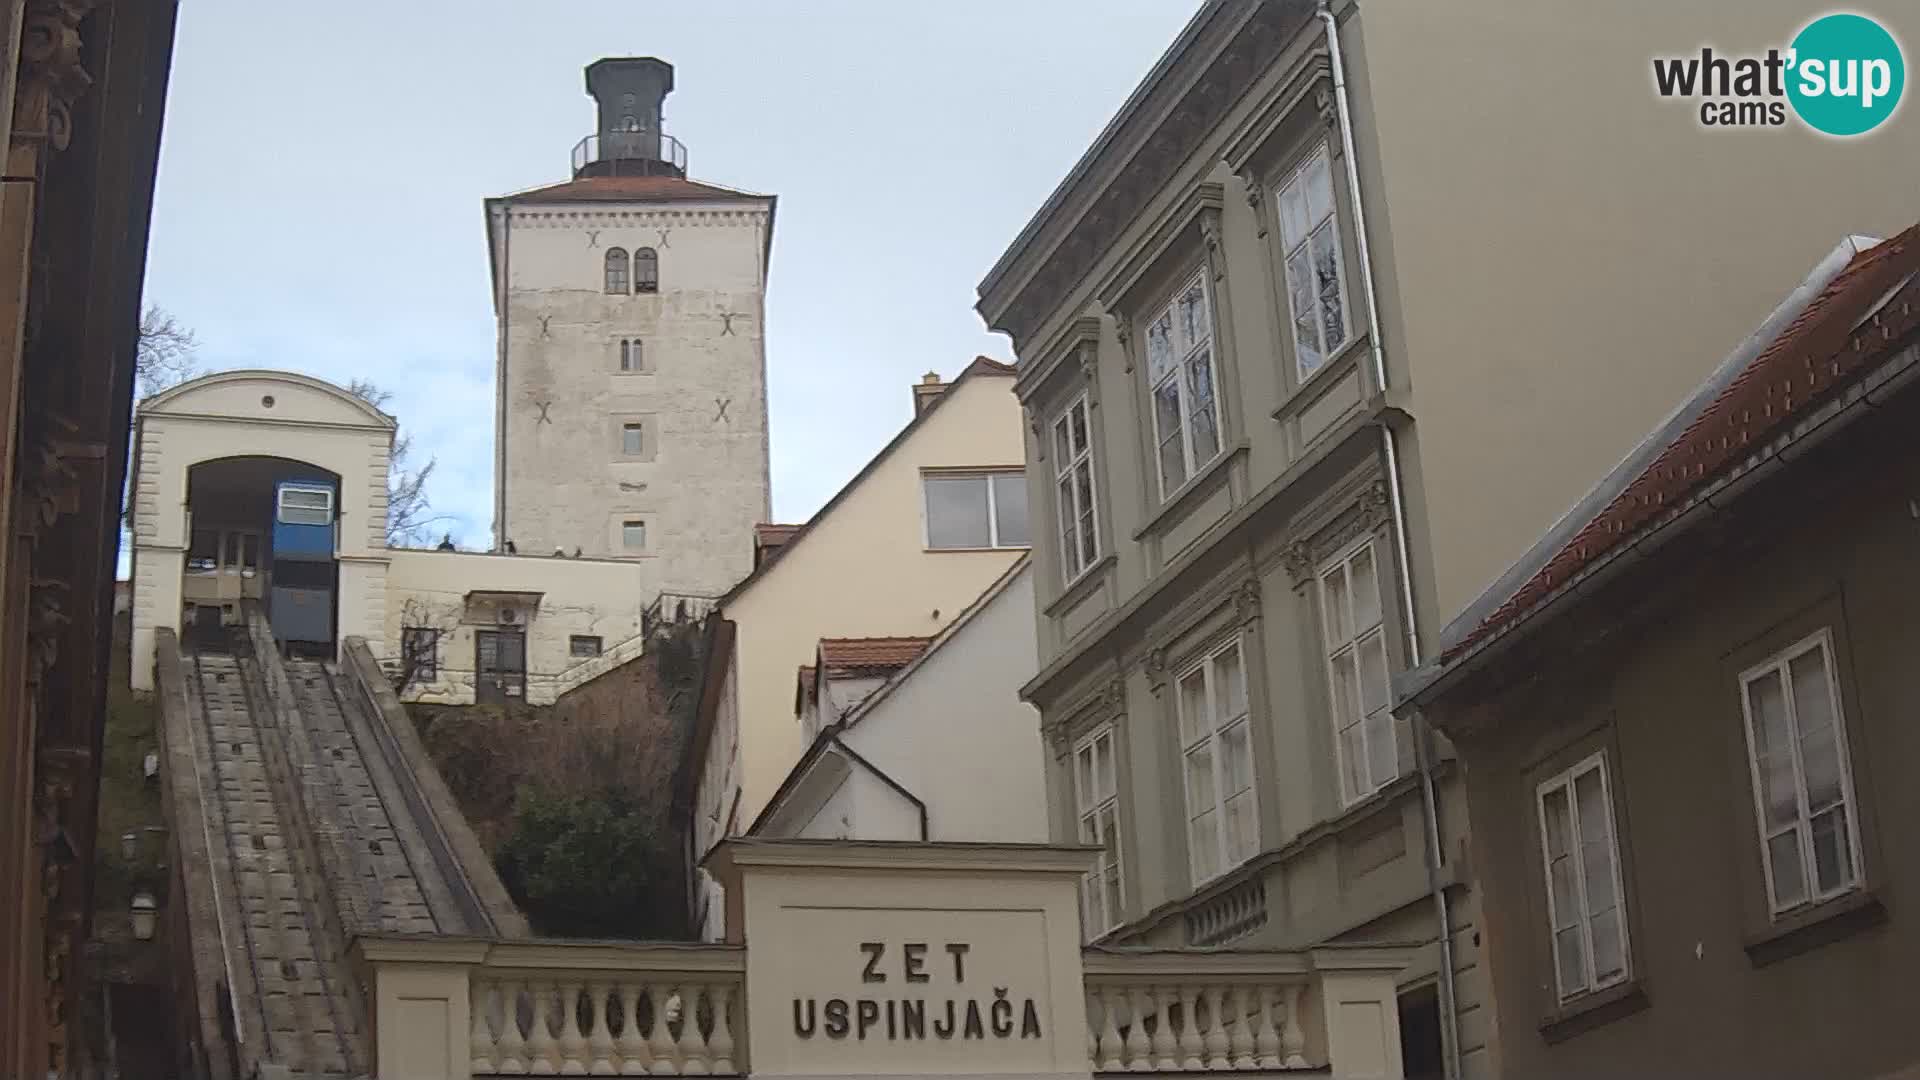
xmin=182 ymin=455 xmax=341 ymax=657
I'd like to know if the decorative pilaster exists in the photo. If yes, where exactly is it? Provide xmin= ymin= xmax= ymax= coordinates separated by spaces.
xmin=1280 ymin=540 xmax=1316 ymax=587
xmin=1110 ymin=311 xmax=1134 ymax=374
xmin=1232 ymin=578 xmax=1263 ymax=627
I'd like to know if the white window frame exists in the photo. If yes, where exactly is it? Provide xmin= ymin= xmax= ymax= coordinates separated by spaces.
xmin=1737 ymin=629 xmax=1865 ymax=917
xmin=1175 ymin=636 xmax=1258 ymax=885
xmin=1072 ymin=725 xmax=1124 ymax=938
xmin=1536 ymin=752 xmax=1631 ymax=1003
xmin=1052 ymin=394 xmax=1101 ymax=584
xmin=1318 ymin=536 xmax=1397 ymax=805
xmin=922 ymin=470 xmax=1029 ymax=550
xmin=1143 ymin=269 xmax=1225 ymax=501
xmin=277 ymin=485 xmax=333 ymax=526
xmin=1275 ymin=143 xmax=1353 ymax=381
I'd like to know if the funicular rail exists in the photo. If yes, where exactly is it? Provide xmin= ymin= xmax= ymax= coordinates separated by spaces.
xmin=187 ymin=639 xmax=360 ymax=1076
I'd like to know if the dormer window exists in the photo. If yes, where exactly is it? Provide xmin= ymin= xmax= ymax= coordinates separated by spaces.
xmin=635 ymin=247 xmax=659 ymax=294
xmin=605 ymin=247 xmax=630 ymax=294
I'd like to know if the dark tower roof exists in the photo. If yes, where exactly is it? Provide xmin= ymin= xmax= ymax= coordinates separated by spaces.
xmin=572 ymin=57 xmax=687 ymax=179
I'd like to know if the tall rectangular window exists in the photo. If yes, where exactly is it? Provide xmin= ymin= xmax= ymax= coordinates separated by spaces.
xmin=1177 ymin=638 xmax=1257 ymax=884
xmin=1073 ymin=725 xmax=1124 ymax=937
xmin=1320 ymin=539 xmax=1395 ymax=805
xmin=401 ymin=627 xmax=439 ymax=681
xmin=622 ymin=422 xmax=645 ymax=456
xmin=1144 ymin=270 xmax=1223 ymax=499
xmin=1277 ymin=145 xmax=1351 ymax=379
xmin=923 ymin=471 xmax=1029 ymax=550
xmin=619 ymin=338 xmax=643 ymax=372
xmin=1739 ymin=630 xmax=1863 ymax=916
xmin=1537 ymin=753 xmax=1629 ymax=1003
xmin=621 ymin=520 xmax=647 ymax=551
xmin=1052 ymin=395 xmax=1100 ymax=583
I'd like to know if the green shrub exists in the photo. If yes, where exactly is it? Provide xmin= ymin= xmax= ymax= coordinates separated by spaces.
xmin=496 ymin=785 xmax=686 ymax=940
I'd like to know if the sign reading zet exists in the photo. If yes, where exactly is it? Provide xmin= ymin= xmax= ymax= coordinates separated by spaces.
xmin=792 ymin=941 xmax=1045 ymax=1043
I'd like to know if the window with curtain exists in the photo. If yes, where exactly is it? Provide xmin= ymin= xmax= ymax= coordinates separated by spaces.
xmin=1177 ymin=638 xmax=1256 ymax=884
xmin=1144 ymin=270 xmax=1223 ymax=499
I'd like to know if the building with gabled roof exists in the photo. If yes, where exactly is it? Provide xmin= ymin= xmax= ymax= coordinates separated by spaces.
xmin=685 ymin=358 xmax=1028 ymax=940
xmin=1400 ymin=226 xmax=1920 ymax=1079
xmin=754 ymin=559 xmax=1048 ymax=847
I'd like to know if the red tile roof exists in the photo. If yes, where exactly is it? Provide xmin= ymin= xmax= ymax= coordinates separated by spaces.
xmin=817 ymin=637 xmax=933 ymax=676
xmin=505 ymin=175 xmax=766 ymax=204
xmin=1446 ymin=224 xmax=1920 ymax=662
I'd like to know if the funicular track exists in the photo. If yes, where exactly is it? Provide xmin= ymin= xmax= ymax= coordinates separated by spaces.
xmin=187 ymin=637 xmax=360 ymax=1077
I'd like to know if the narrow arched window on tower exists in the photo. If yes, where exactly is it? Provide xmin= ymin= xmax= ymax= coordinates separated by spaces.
xmin=604 ymin=247 xmax=630 ymax=294
xmin=634 ymin=247 xmax=659 ymax=294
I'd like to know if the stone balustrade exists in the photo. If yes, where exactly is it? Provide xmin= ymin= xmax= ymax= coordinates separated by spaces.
xmin=1082 ymin=949 xmax=1315 ymax=1073
xmin=357 ymin=935 xmax=1410 ymax=1080
xmin=355 ymin=936 xmax=747 ymax=1079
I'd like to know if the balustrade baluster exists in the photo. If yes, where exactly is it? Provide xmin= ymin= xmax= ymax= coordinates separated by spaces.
xmin=708 ymin=984 xmax=736 ymax=1074
xmin=680 ymin=983 xmax=712 ymax=1075
xmin=1251 ymin=986 xmax=1281 ymax=1069
xmin=1279 ymin=986 xmax=1308 ymax=1068
xmin=1150 ymin=986 xmax=1177 ymax=1069
xmin=1177 ymin=985 xmax=1203 ymax=1070
xmin=1096 ymin=988 xmax=1124 ymax=1072
xmin=616 ymin=980 xmax=650 ymax=1075
xmin=528 ymin=981 xmax=560 ymax=1075
xmin=1123 ymin=988 xmax=1152 ymax=1071
xmin=472 ymin=978 xmax=500 ymax=1074
xmin=1228 ymin=986 xmax=1255 ymax=1069
xmin=648 ymin=982 xmax=678 ymax=1075
xmin=559 ymin=980 xmax=590 ymax=1074
xmin=587 ymin=982 xmax=616 ymax=1076
xmin=1202 ymin=986 xmax=1230 ymax=1069
xmin=497 ymin=979 xmax=530 ymax=1074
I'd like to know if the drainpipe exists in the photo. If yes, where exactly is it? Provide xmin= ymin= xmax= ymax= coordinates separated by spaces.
xmin=1317 ymin=4 xmax=1462 ymax=1078
xmin=495 ymin=204 xmax=512 ymax=551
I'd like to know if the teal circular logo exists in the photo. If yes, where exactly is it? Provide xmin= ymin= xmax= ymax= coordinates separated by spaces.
xmin=1787 ymin=13 xmax=1905 ymax=136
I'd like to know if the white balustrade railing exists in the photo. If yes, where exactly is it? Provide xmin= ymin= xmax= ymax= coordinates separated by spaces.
xmin=469 ymin=974 xmax=738 ymax=1075
xmin=1082 ymin=951 xmax=1313 ymax=1073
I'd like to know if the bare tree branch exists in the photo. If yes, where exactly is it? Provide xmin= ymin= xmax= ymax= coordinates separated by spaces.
xmin=344 ymin=377 xmax=447 ymax=546
xmin=135 ymin=305 xmax=199 ymax=397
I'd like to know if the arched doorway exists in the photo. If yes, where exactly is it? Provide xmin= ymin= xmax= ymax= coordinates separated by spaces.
xmin=182 ymin=456 xmax=341 ymax=656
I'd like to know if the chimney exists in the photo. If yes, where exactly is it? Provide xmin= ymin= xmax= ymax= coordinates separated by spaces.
xmin=577 ymin=57 xmax=683 ymax=178
xmin=912 ymin=371 xmax=946 ymax=416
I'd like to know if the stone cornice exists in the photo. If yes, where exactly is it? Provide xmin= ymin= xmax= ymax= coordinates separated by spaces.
xmin=980 ymin=1 xmax=1309 ymax=350
xmin=705 ymin=838 xmax=1101 ymax=880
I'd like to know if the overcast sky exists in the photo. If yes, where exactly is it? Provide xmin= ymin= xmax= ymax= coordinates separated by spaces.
xmin=143 ymin=1 xmax=1201 ymax=548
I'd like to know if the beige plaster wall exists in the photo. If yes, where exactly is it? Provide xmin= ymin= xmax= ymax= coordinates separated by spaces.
xmin=383 ymin=547 xmax=651 ymax=707
xmin=1343 ymin=0 xmax=1920 ymax=623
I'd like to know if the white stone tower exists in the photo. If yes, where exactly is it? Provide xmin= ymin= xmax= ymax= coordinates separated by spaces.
xmin=486 ymin=57 xmax=773 ymax=599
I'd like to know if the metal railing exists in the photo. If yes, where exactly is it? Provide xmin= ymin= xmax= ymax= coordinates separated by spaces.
xmin=571 ymin=128 xmax=689 ymax=176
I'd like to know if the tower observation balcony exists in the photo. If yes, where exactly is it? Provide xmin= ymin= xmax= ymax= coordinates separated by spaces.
xmin=571 ymin=127 xmax=689 ymax=179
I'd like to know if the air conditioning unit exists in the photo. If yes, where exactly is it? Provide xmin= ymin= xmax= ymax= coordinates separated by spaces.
xmin=498 ymin=607 xmax=520 ymax=625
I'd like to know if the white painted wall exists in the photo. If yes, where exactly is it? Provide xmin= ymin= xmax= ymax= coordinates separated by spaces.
xmin=382 ymin=548 xmax=650 ymax=707
xmin=491 ymin=195 xmax=771 ymax=601
xmin=129 ymin=371 xmax=394 ymax=690
xmin=833 ymin=563 xmax=1046 ymax=843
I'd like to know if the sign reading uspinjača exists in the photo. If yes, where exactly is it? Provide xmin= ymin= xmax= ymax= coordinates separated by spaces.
xmin=793 ymin=941 xmax=1045 ymax=1043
